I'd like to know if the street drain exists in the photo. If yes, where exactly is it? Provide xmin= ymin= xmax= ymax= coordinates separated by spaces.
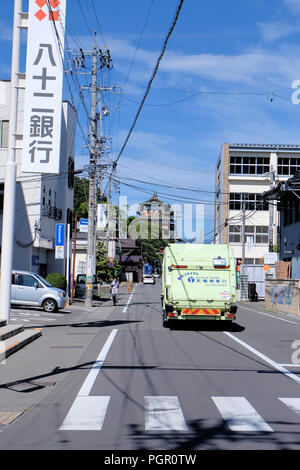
xmin=4 ymin=380 xmax=56 ymax=391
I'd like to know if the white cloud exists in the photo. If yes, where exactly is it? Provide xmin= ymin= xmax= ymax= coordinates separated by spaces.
xmin=0 ymin=20 xmax=12 ymax=41
xmin=257 ymin=21 xmax=300 ymax=41
xmin=284 ymin=0 xmax=300 ymax=13
xmin=71 ymin=34 xmax=300 ymax=90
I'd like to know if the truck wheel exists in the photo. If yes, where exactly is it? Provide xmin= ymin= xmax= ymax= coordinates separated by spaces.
xmin=42 ymin=298 xmax=58 ymax=313
xmin=162 ymin=311 xmax=169 ymax=328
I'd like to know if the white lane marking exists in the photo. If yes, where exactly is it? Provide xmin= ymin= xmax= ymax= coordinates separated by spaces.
xmin=212 ymin=397 xmax=273 ymax=432
xmin=280 ymin=364 xmax=300 ymax=367
xmin=10 ymin=318 xmax=30 ymax=323
xmin=225 ymin=332 xmax=300 ymax=386
xmin=239 ymin=305 xmax=298 ymax=324
xmin=78 ymin=329 xmax=118 ymax=396
xmin=59 ymin=329 xmax=117 ymax=431
xmin=122 ymin=288 xmax=135 ymax=313
xmin=278 ymin=398 xmax=300 ymax=416
xmin=59 ymin=396 xmax=110 ymax=431
xmin=145 ymin=396 xmax=188 ymax=431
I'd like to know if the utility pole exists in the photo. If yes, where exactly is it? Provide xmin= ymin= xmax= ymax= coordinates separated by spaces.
xmin=71 ymin=40 xmax=116 ymax=307
xmin=70 ymin=37 xmax=114 ymax=307
xmin=85 ymin=40 xmax=98 ymax=308
xmin=241 ymin=194 xmax=247 ymax=301
xmin=241 ymin=193 xmax=246 ymax=265
xmin=268 ymin=166 xmax=275 ymax=253
xmin=71 ymin=213 xmax=78 ymax=304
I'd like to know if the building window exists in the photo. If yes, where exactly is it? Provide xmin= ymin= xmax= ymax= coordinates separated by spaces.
xmin=0 ymin=183 xmax=4 ymax=211
xmin=229 ymin=225 xmax=268 ymax=244
xmin=229 ymin=193 xmax=269 ymax=211
xmin=66 ymin=208 xmax=73 ymax=236
xmin=229 ymin=225 xmax=242 ymax=243
xmin=0 ymin=120 xmax=8 ymax=148
xmin=230 ymin=155 xmax=270 ymax=175
xmin=277 ymin=157 xmax=300 ymax=176
xmin=283 ymin=195 xmax=300 ymax=225
xmin=255 ymin=226 xmax=268 ymax=244
xmin=68 ymin=157 xmax=74 ymax=189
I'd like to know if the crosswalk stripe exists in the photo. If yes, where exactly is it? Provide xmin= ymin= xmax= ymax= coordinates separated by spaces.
xmin=211 ymin=397 xmax=274 ymax=432
xmin=59 ymin=396 xmax=110 ymax=431
xmin=60 ymin=330 xmax=118 ymax=431
xmin=278 ymin=398 xmax=300 ymax=416
xmin=144 ymin=396 xmax=188 ymax=431
xmin=57 ymin=395 xmax=300 ymax=433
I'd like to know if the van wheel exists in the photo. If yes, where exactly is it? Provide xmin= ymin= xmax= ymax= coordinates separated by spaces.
xmin=42 ymin=298 xmax=58 ymax=313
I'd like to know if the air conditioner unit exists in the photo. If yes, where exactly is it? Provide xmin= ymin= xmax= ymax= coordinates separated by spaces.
xmin=55 ymin=209 xmax=62 ymax=220
xmin=50 ymin=207 xmax=57 ymax=218
xmin=42 ymin=205 xmax=48 ymax=216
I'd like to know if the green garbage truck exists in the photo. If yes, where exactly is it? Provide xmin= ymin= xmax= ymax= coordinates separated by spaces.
xmin=161 ymin=243 xmax=237 ymax=327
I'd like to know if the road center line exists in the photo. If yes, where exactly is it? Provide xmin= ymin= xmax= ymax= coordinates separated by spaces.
xmin=239 ymin=304 xmax=298 ymax=324
xmin=122 ymin=288 xmax=135 ymax=313
xmin=78 ymin=329 xmax=118 ymax=397
xmin=224 ymin=332 xmax=300 ymax=386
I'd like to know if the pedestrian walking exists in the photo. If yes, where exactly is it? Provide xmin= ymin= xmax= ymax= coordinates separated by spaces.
xmin=110 ymin=277 xmax=119 ymax=305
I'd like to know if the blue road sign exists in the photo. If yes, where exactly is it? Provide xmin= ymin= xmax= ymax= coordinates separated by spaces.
xmin=56 ymin=223 xmax=65 ymax=246
xmin=80 ymin=218 xmax=88 ymax=233
xmin=55 ymin=223 xmax=65 ymax=259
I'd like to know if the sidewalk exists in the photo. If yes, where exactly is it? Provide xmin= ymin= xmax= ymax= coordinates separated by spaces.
xmin=0 ymin=283 xmax=132 ymax=426
xmin=237 ymin=299 xmax=300 ymax=323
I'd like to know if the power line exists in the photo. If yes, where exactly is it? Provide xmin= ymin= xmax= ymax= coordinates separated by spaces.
xmin=113 ymin=0 xmax=184 ymax=167
xmin=103 ymin=0 xmax=184 ymax=197
xmin=90 ymin=0 xmax=107 ymax=48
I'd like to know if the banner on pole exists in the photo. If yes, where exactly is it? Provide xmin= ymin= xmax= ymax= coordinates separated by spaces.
xmin=55 ymin=223 xmax=65 ymax=259
xmin=22 ymin=0 xmax=67 ymax=174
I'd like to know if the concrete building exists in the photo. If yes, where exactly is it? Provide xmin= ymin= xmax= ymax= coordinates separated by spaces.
xmin=0 ymin=79 xmax=76 ymax=277
xmin=136 ymin=193 xmax=177 ymax=240
xmin=263 ymin=171 xmax=300 ymax=278
xmin=214 ymin=143 xmax=300 ymax=264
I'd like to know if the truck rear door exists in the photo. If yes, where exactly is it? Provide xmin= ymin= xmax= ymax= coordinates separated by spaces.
xmin=170 ymin=258 xmax=233 ymax=306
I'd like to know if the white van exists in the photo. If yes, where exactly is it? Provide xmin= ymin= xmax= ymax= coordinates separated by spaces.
xmin=11 ymin=270 xmax=67 ymax=312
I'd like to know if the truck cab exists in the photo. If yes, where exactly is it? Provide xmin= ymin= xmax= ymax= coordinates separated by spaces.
xmin=161 ymin=243 xmax=237 ymax=326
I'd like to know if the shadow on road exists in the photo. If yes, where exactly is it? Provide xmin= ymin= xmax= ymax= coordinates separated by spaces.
xmin=167 ymin=320 xmax=245 ymax=332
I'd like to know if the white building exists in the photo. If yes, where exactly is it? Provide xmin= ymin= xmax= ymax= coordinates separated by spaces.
xmin=214 ymin=143 xmax=300 ymax=263
xmin=0 ymin=79 xmax=76 ymax=277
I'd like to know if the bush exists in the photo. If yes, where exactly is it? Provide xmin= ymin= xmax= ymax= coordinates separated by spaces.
xmin=46 ymin=273 xmax=67 ymax=291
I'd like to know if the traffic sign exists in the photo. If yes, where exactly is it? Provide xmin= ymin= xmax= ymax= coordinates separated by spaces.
xmin=79 ymin=218 xmax=88 ymax=233
xmin=55 ymin=223 xmax=65 ymax=259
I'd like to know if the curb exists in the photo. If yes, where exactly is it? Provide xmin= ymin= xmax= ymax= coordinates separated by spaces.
xmin=0 ymin=327 xmax=42 ymax=363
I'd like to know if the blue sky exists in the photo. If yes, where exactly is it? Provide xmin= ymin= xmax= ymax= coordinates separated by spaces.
xmin=2 ymin=0 xmax=300 ymax=241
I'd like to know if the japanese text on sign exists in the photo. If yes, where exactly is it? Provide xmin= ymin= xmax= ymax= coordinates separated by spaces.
xmin=22 ymin=0 xmax=67 ymax=174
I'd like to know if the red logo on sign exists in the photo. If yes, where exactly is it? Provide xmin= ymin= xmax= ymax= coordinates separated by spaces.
xmin=34 ymin=0 xmax=60 ymax=21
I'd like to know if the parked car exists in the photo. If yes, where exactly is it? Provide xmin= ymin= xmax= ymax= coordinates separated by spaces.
xmin=143 ymin=274 xmax=155 ymax=284
xmin=11 ymin=270 xmax=67 ymax=312
xmin=74 ymin=274 xmax=99 ymax=298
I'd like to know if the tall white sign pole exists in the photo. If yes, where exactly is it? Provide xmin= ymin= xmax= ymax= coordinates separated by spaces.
xmin=0 ymin=0 xmax=22 ymax=323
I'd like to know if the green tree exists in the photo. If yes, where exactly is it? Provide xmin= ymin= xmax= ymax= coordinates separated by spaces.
xmin=96 ymin=241 xmax=121 ymax=282
xmin=74 ymin=177 xmax=89 ymax=219
xmin=73 ymin=176 xmax=106 ymax=221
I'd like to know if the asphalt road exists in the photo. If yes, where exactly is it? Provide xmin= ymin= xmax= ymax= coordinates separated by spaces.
xmin=1 ymin=280 xmax=300 ymax=451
